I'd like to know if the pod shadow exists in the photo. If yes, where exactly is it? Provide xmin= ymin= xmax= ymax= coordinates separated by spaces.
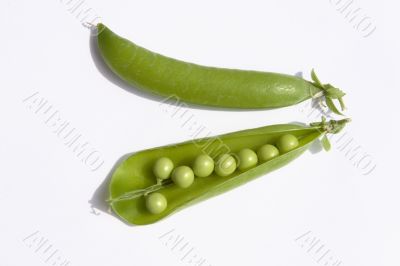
xmin=309 ymin=138 xmax=323 ymax=154
xmin=88 ymin=152 xmax=135 ymax=226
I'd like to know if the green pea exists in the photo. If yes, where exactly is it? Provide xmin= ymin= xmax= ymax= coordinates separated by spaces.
xmin=193 ymin=154 xmax=214 ymax=177
xmin=153 ymin=157 xmax=174 ymax=180
xmin=277 ymin=134 xmax=299 ymax=153
xmin=257 ymin=144 xmax=279 ymax=162
xmin=172 ymin=166 xmax=194 ymax=188
xmin=237 ymin=148 xmax=258 ymax=171
xmin=215 ymin=154 xmax=237 ymax=177
xmin=145 ymin=193 xmax=167 ymax=214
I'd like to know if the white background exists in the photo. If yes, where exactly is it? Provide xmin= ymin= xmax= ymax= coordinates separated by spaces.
xmin=1 ymin=0 xmax=399 ymax=265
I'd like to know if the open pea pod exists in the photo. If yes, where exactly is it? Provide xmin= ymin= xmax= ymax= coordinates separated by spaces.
xmin=109 ymin=118 xmax=349 ymax=225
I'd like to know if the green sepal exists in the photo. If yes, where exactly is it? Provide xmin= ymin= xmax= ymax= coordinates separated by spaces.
xmin=338 ymin=97 xmax=346 ymax=110
xmin=321 ymin=134 xmax=331 ymax=151
xmin=311 ymin=69 xmax=324 ymax=89
xmin=325 ymin=97 xmax=344 ymax=116
xmin=324 ymin=84 xmax=346 ymax=99
xmin=310 ymin=70 xmax=346 ymax=114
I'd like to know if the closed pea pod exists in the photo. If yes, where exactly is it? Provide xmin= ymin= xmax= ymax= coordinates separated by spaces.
xmin=96 ymin=24 xmax=346 ymax=114
xmin=108 ymin=118 xmax=349 ymax=225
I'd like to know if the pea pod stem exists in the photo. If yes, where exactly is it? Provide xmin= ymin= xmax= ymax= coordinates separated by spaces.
xmin=309 ymin=118 xmax=351 ymax=134
xmin=311 ymin=91 xmax=325 ymax=99
xmin=82 ymin=22 xmax=96 ymax=30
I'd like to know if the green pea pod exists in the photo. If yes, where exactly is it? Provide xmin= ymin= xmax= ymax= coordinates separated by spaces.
xmin=96 ymin=24 xmax=346 ymax=112
xmin=108 ymin=118 xmax=350 ymax=225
